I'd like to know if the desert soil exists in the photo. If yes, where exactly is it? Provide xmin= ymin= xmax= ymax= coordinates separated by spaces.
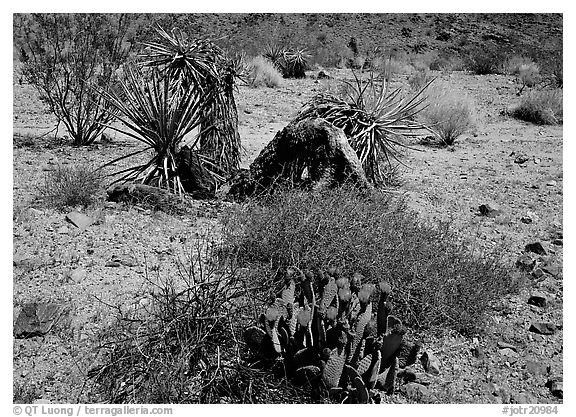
xmin=12 ymin=68 xmax=563 ymax=404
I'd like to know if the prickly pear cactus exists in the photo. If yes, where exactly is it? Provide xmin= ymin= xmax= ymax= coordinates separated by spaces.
xmin=242 ymin=268 xmax=419 ymax=403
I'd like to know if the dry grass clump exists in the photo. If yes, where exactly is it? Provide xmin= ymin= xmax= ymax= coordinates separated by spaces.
xmin=247 ymin=56 xmax=283 ymax=88
xmin=408 ymin=68 xmax=434 ymax=91
xmin=510 ymin=89 xmax=563 ymax=125
xmin=419 ymin=82 xmax=475 ymax=145
xmin=39 ymin=163 xmax=103 ymax=209
xmin=505 ymin=56 xmax=535 ymax=75
xmin=222 ymin=185 xmax=516 ymax=333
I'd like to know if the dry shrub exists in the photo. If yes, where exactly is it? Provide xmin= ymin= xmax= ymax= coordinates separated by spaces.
xmin=408 ymin=68 xmax=434 ymax=91
xmin=247 ymin=56 xmax=283 ymax=87
xmin=90 ymin=235 xmax=254 ymax=403
xmin=419 ymin=82 xmax=475 ymax=145
xmin=511 ymin=89 xmax=563 ymax=125
xmin=518 ymin=63 xmax=541 ymax=88
xmin=39 ymin=163 xmax=103 ymax=209
xmin=222 ymin=185 xmax=516 ymax=333
xmin=505 ymin=55 xmax=535 ymax=75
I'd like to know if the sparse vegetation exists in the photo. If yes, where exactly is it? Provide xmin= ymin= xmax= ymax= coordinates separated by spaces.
xmin=408 ymin=68 xmax=434 ymax=91
xmin=222 ymin=185 xmax=515 ymax=333
xmin=14 ymin=14 xmax=134 ymax=145
xmin=39 ymin=163 xmax=103 ymax=209
xmin=419 ymin=82 xmax=475 ymax=145
xmin=90 ymin=235 xmax=251 ymax=403
xmin=466 ymin=50 xmax=504 ymax=75
xmin=510 ymin=89 xmax=563 ymax=125
xmin=247 ymin=56 xmax=283 ymax=87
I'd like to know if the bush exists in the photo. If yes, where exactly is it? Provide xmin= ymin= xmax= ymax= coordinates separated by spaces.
xmin=14 ymin=14 xmax=134 ymax=145
xmin=419 ymin=82 xmax=475 ymax=145
xmin=222 ymin=186 xmax=515 ymax=333
xmin=90 ymin=236 xmax=252 ymax=403
xmin=510 ymin=89 xmax=563 ymax=125
xmin=466 ymin=50 xmax=504 ymax=75
xmin=39 ymin=163 xmax=103 ymax=209
xmin=408 ymin=68 xmax=434 ymax=91
xmin=504 ymin=55 xmax=535 ymax=75
xmin=247 ymin=56 xmax=283 ymax=87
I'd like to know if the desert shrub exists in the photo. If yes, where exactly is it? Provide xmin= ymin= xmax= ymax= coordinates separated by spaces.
xmin=504 ymin=55 xmax=535 ymax=75
xmin=419 ymin=82 xmax=475 ymax=145
xmin=247 ymin=56 xmax=283 ymax=87
xmin=510 ymin=89 xmax=563 ymax=125
xmin=14 ymin=14 xmax=134 ymax=145
xmin=518 ymin=63 xmax=541 ymax=87
xmin=466 ymin=50 xmax=504 ymax=75
xmin=222 ymin=186 xmax=515 ymax=333
xmin=408 ymin=68 xmax=434 ymax=91
xmin=90 ymin=236 xmax=253 ymax=403
xmin=39 ymin=163 xmax=103 ymax=209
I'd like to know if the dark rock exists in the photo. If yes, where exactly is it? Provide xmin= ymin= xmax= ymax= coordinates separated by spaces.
xmin=551 ymin=239 xmax=563 ymax=246
xmin=529 ymin=322 xmax=557 ymax=335
xmin=65 ymin=211 xmax=94 ymax=230
xmin=14 ymin=303 xmax=65 ymax=338
xmin=524 ymin=242 xmax=547 ymax=255
xmin=472 ymin=346 xmax=485 ymax=359
xmin=531 ymin=268 xmax=545 ymax=279
xmin=479 ymin=203 xmax=502 ymax=217
xmin=527 ymin=293 xmax=548 ymax=307
xmin=420 ymin=351 xmax=441 ymax=375
xmin=105 ymin=261 xmax=121 ymax=268
xmin=546 ymin=377 xmax=563 ymax=398
xmin=400 ymin=382 xmax=430 ymax=401
xmin=514 ymin=153 xmax=530 ymax=164
xmin=546 ymin=180 xmax=557 ymax=187
xmin=516 ymin=253 xmax=535 ymax=271
xmin=317 ymin=70 xmax=331 ymax=79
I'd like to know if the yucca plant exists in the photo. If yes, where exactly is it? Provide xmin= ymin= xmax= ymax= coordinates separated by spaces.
xmin=295 ymin=71 xmax=433 ymax=184
xmin=283 ymin=48 xmax=310 ymax=78
xmin=263 ymin=44 xmax=286 ymax=73
xmin=139 ymin=26 xmax=241 ymax=176
xmin=98 ymin=66 xmax=216 ymax=194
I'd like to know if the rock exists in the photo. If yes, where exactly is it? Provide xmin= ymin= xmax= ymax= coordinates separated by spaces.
xmin=527 ymin=293 xmax=548 ymax=307
xmin=33 ymin=398 xmax=52 ymax=404
xmin=70 ymin=268 xmax=87 ymax=283
xmin=514 ymin=392 xmax=538 ymax=404
xmin=546 ymin=377 xmax=563 ymax=398
xmin=529 ymin=322 xmax=557 ymax=335
xmin=520 ymin=211 xmax=537 ymax=224
xmin=56 ymin=225 xmax=69 ymax=234
xmin=105 ymin=260 xmax=121 ymax=267
xmin=65 ymin=211 xmax=95 ymax=230
xmin=542 ymin=264 xmax=561 ymax=278
xmin=533 ymin=157 xmax=541 ymax=164
xmin=497 ymin=341 xmax=517 ymax=351
xmin=525 ymin=360 xmax=548 ymax=377
xmin=514 ymin=153 xmax=530 ymax=164
xmin=516 ymin=253 xmax=535 ymax=271
xmin=524 ymin=242 xmax=547 ymax=255
xmin=546 ymin=180 xmax=557 ymax=187
xmin=531 ymin=268 xmax=545 ymax=279
xmin=420 ymin=351 xmax=441 ymax=375
xmin=104 ymin=201 xmax=119 ymax=209
xmin=317 ymin=70 xmax=331 ymax=79
xmin=14 ymin=302 xmax=65 ymax=338
xmin=499 ymin=348 xmax=519 ymax=363
xmin=400 ymin=382 xmax=430 ymax=401
xmin=478 ymin=203 xmax=502 ymax=218
xmin=472 ymin=346 xmax=485 ymax=359
xmin=551 ymin=238 xmax=563 ymax=246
